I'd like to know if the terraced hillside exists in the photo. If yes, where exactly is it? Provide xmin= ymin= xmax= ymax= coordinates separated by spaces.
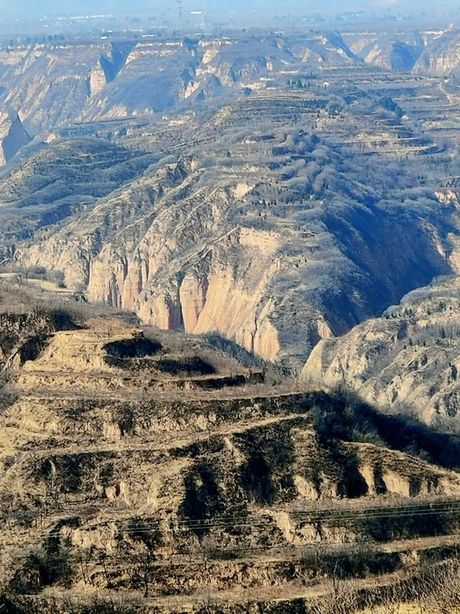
xmin=0 ymin=137 xmax=155 ymax=252
xmin=0 ymin=23 xmax=459 ymax=489
xmin=0 ymin=283 xmax=459 ymax=613
xmin=3 ymin=28 xmax=460 ymax=140
xmin=0 ymin=34 xmax=360 ymax=134
xmin=0 ymin=30 xmax=459 ymax=430
xmin=8 ymin=90 xmax=457 ymax=369
xmin=1 ymin=23 xmax=460 ymax=614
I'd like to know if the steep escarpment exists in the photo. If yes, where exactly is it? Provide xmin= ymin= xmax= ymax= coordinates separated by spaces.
xmin=88 ymin=41 xmax=135 ymax=98
xmin=2 ymin=34 xmax=460 ymax=372
xmin=302 ymin=276 xmax=460 ymax=433
xmin=414 ymin=29 xmax=460 ymax=77
xmin=0 ymin=43 xmax=105 ymax=132
xmin=14 ymin=109 xmax=460 ymax=367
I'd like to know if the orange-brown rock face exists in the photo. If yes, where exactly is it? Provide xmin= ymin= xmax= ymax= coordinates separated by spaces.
xmin=15 ymin=116 xmax=460 ymax=368
xmin=3 ymin=38 xmax=460 ymax=369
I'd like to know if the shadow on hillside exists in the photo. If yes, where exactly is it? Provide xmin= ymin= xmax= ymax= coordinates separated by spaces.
xmin=314 ymin=387 xmax=460 ymax=471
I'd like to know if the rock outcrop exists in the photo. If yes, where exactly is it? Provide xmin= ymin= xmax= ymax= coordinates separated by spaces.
xmin=0 ymin=109 xmax=30 ymax=165
xmin=414 ymin=29 xmax=460 ymax=77
xmin=302 ymin=277 xmax=460 ymax=433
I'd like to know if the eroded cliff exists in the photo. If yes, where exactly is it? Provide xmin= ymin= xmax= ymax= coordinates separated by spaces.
xmin=302 ymin=276 xmax=460 ymax=433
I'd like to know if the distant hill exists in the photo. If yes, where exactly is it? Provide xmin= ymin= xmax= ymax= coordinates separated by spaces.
xmin=0 ymin=35 xmax=360 ymax=133
xmin=1 ymin=31 xmax=460 ymax=429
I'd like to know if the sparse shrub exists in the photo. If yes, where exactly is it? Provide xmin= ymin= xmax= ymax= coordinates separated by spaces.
xmin=10 ymin=544 xmax=72 ymax=595
xmin=180 ymin=462 xmax=225 ymax=536
xmin=0 ymin=372 xmax=18 ymax=414
xmin=104 ymin=337 xmax=162 ymax=367
xmin=359 ymin=507 xmax=460 ymax=542
xmin=237 ymin=425 xmax=296 ymax=505
xmin=300 ymin=545 xmax=401 ymax=580
xmin=155 ymin=356 xmax=216 ymax=377
xmin=314 ymin=386 xmax=460 ymax=470
xmin=203 ymin=332 xmax=263 ymax=369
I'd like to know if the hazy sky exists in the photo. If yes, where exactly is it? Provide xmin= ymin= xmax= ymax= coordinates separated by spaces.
xmin=1 ymin=0 xmax=458 ymax=18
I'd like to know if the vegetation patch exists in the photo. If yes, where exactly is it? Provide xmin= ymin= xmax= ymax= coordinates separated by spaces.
xmin=237 ymin=424 xmax=297 ymax=505
xmin=314 ymin=388 xmax=460 ymax=470
xmin=104 ymin=337 xmax=162 ymax=367
xmin=155 ymin=356 xmax=217 ymax=377
xmin=180 ymin=462 xmax=225 ymax=536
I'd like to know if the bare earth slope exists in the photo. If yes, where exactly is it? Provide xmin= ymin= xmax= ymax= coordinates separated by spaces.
xmin=7 ymin=96 xmax=459 ymax=370
xmin=302 ymin=276 xmax=460 ymax=434
xmin=0 ymin=288 xmax=459 ymax=612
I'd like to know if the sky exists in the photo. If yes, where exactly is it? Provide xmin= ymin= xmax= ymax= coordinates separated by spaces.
xmin=0 ymin=0 xmax=458 ymax=18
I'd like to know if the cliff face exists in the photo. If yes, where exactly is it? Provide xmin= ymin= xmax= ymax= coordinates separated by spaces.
xmin=346 ymin=32 xmax=425 ymax=72
xmin=0 ymin=109 xmax=30 ymax=165
xmin=0 ymin=36 xmax=359 ymax=132
xmin=16 ymin=159 xmax=292 ymax=363
xmin=414 ymin=30 xmax=460 ymax=77
xmin=344 ymin=29 xmax=460 ymax=76
xmin=0 ymin=44 xmax=104 ymax=132
xmin=14 ymin=120 xmax=460 ymax=367
xmin=302 ymin=276 xmax=460 ymax=433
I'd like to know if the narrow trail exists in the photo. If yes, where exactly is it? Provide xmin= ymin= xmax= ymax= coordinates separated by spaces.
xmin=14 ymin=412 xmax=309 ymax=458
xmin=15 ymin=384 xmax=318 ymax=403
xmin=34 ymin=567 xmax=424 ymax=610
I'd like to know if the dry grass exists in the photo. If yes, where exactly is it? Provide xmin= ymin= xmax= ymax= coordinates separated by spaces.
xmin=311 ymin=560 xmax=460 ymax=614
